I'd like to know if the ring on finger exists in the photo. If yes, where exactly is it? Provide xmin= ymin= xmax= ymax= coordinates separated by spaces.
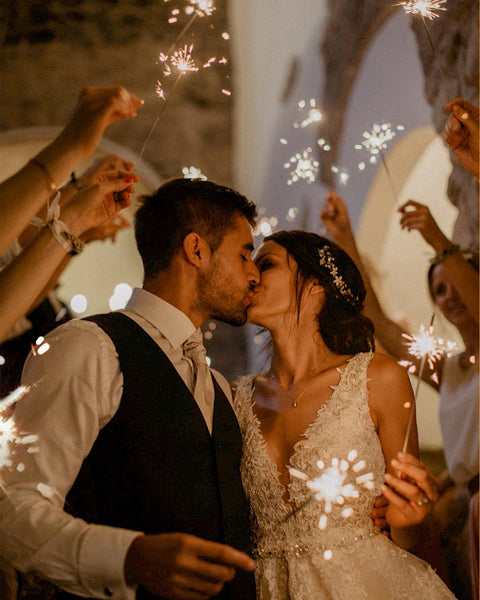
xmin=415 ymin=496 xmax=430 ymax=506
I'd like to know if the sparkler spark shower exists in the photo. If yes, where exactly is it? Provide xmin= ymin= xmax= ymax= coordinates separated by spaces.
xmin=396 ymin=0 xmax=447 ymax=20
xmin=400 ymin=316 xmax=456 ymax=452
xmin=395 ymin=0 xmax=447 ymax=76
xmin=289 ymin=451 xmax=374 ymax=531
xmin=284 ymin=148 xmax=319 ymax=185
xmin=355 ymin=123 xmax=405 ymax=205
xmin=0 ymin=386 xmax=38 ymax=479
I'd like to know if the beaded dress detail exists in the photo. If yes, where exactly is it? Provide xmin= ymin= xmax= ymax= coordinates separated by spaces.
xmin=233 ymin=352 xmax=456 ymax=599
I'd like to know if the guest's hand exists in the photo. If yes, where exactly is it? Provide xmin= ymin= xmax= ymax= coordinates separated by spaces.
xmin=320 ymin=191 xmax=355 ymax=246
xmin=55 ymin=86 xmax=144 ymax=160
xmin=124 ymin=532 xmax=255 ymax=600
xmin=398 ymin=200 xmax=450 ymax=251
xmin=80 ymin=214 xmax=130 ymax=244
xmin=381 ymin=452 xmax=439 ymax=529
xmin=62 ymin=169 xmax=139 ymax=238
xmin=442 ymin=98 xmax=479 ymax=179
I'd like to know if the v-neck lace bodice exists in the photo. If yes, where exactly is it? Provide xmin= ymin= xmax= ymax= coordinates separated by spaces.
xmin=234 ymin=353 xmax=384 ymax=547
xmin=233 ymin=352 xmax=457 ymax=600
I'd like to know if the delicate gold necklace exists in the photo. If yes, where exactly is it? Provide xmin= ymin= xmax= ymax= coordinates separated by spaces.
xmin=268 ymin=373 xmax=315 ymax=408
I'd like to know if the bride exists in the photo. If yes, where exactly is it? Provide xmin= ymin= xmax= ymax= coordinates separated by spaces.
xmin=233 ymin=230 xmax=456 ymax=599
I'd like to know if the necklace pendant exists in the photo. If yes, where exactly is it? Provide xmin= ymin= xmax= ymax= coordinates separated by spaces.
xmin=292 ymin=399 xmax=297 ymax=408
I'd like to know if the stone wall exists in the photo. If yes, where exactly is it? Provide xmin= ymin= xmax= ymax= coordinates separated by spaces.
xmin=0 ymin=0 xmax=251 ymax=381
xmin=320 ymin=0 xmax=479 ymax=251
xmin=0 ymin=0 xmax=233 ymax=184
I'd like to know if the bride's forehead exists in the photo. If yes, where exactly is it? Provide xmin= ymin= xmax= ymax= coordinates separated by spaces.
xmin=254 ymin=240 xmax=285 ymax=259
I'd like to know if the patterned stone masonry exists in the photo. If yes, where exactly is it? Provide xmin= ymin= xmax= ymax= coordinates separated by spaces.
xmin=319 ymin=0 xmax=479 ymax=251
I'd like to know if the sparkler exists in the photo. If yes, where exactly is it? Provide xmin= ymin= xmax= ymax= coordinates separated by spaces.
xmin=354 ymin=123 xmax=404 ymax=206
xmin=294 ymin=99 xmax=323 ymax=129
xmin=0 ymin=386 xmax=38 ymax=481
xmin=288 ymin=451 xmax=375 ymax=531
xmin=400 ymin=314 xmax=456 ymax=452
xmin=284 ymin=148 xmax=319 ymax=185
xmin=138 ymin=1 xmax=220 ymax=164
xmin=137 ymin=44 xmax=199 ymax=164
xmin=396 ymin=1 xmax=447 ymax=77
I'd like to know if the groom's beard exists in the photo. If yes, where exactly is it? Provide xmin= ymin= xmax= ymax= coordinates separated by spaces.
xmin=196 ymin=259 xmax=252 ymax=327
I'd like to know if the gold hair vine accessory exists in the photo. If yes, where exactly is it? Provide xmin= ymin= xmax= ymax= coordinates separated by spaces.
xmin=318 ymin=246 xmax=356 ymax=303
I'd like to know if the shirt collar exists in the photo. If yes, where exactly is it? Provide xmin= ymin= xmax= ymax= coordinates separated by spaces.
xmin=124 ymin=287 xmax=197 ymax=349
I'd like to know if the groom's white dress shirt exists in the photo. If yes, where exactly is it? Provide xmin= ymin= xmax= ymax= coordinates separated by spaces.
xmin=0 ymin=288 xmax=231 ymax=599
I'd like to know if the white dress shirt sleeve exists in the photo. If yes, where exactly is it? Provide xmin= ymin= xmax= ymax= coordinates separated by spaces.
xmin=0 ymin=319 xmax=141 ymax=599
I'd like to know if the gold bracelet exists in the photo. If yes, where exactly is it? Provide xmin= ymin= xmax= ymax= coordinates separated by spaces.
xmin=29 ymin=158 xmax=57 ymax=196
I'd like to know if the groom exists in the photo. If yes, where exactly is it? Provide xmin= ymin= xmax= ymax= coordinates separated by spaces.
xmin=0 ymin=178 xmax=259 ymax=599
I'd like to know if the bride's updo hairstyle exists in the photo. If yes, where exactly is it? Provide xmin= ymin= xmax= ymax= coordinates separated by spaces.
xmin=265 ymin=230 xmax=375 ymax=355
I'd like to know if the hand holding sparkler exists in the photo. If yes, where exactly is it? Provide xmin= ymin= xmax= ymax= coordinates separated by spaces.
xmin=320 ymin=191 xmax=355 ymax=249
xmin=381 ymin=452 xmax=439 ymax=528
xmin=399 ymin=200 xmax=451 ymax=250
xmin=443 ymin=98 xmax=479 ymax=179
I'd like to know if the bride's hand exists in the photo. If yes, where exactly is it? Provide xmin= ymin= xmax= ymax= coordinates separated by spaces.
xmin=381 ymin=452 xmax=439 ymax=528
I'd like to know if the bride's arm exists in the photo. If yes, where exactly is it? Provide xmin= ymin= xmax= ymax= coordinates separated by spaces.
xmin=367 ymin=355 xmax=433 ymax=544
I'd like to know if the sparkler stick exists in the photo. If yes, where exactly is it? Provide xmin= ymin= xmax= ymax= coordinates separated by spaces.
xmin=166 ymin=12 xmax=198 ymax=57
xmin=355 ymin=123 xmax=403 ymax=207
xmin=396 ymin=1 xmax=447 ymax=80
xmin=378 ymin=151 xmax=400 ymax=207
xmin=400 ymin=314 xmax=455 ymax=452
xmin=136 ymin=71 xmax=184 ymax=164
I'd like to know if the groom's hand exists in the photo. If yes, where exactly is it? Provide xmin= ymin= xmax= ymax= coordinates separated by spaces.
xmin=124 ymin=532 xmax=255 ymax=599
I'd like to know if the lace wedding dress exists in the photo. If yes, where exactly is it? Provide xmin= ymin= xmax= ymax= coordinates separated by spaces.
xmin=233 ymin=352 xmax=456 ymax=599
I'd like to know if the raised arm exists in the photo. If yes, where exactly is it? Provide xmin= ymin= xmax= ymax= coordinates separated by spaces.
xmin=0 ymin=86 xmax=143 ymax=255
xmin=399 ymin=199 xmax=479 ymax=326
xmin=319 ymin=192 xmax=433 ymax=382
xmin=442 ymin=98 xmax=479 ymax=179
xmin=0 ymin=169 xmax=138 ymax=342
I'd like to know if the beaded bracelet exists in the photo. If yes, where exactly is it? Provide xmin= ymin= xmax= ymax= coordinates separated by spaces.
xmin=28 ymin=158 xmax=57 ymax=196
xmin=430 ymin=244 xmax=461 ymax=265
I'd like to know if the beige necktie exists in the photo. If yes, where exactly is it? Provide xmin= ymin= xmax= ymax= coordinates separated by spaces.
xmin=183 ymin=330 xmax=215 ymax=432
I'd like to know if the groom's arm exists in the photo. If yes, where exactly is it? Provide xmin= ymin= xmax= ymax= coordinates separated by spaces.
xmin=0 ymin=320 xmax=140 ymax=599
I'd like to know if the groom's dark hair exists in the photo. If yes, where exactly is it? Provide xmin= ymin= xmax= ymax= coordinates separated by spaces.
xmin=135 ymin=177 xmax=257 ymax=280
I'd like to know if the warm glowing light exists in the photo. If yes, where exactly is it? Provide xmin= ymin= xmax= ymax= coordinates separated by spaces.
xmin=286 ymin=207 xmax=298 ymax=222
xmin=294 ymin=98 xmax=323 ymax=129
xmin=182 ymin=166 xmax=208 ymax=180
xmin=0 ymin=386 xmax=37 ymax=473
xmin=70 ymin=294 xmax=88 ymax=314
xmin=188 ymin=0 xmax=215 ymax=16
xmin=285 ymin=148 xmax=319 ymax=185
xmin=109 ymin=283 xmax=133 ymax=311
xmin=221 ymin=32 xmax=230 ymax=40
xmin=221 ymin=89 xmax=231 ymax=96
xmin=155 ymin=80 xmax=166 ymax=100
xmin=170 ymin=44 xmax=199 ymax=73
xmin=396 ymin=0 xmax=447 ymax=20
xmin=355 ymin=123 xmax=396 ymax=156
xmin=402 ymin=324 xmax=456 ymax=371
xmin=331 ymin=166 xmax=350 ymax=186
xmin=289 ymin=451 xmax=374 ymax=531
